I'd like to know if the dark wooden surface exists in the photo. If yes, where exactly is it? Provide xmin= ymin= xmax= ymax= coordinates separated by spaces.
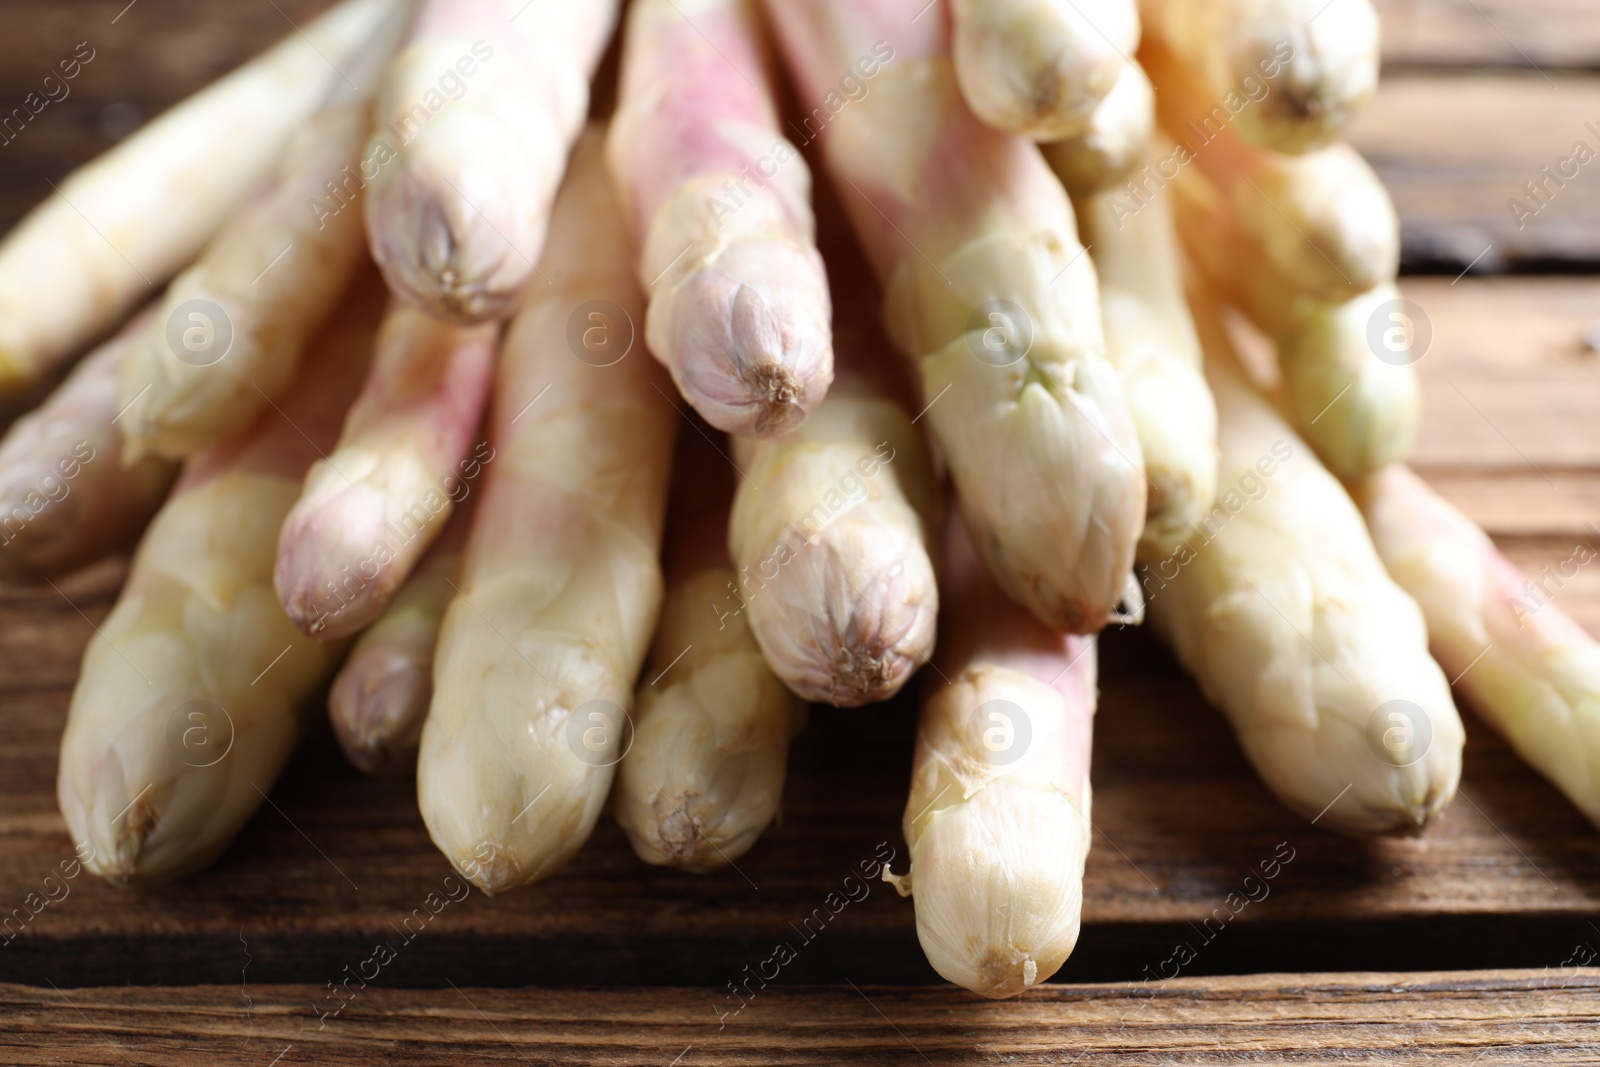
xmin=3 ymin=0 xmax=1600 ymax=1060
xmin=5 ymin=971 xmax=1600 ymax=1065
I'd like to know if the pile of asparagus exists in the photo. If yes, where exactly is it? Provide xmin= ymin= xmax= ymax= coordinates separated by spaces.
xmin=5 ymin=0 xmax=1597 ymax=999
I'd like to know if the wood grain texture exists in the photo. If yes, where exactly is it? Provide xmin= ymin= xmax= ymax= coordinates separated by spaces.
xmin=1378 ymin=0 xmax=1600 ymax=70
xmin=1350 ymin=75 xmax=1600 ymax=267
xmin=4 ymin=971 xmax=1599 ymax=1065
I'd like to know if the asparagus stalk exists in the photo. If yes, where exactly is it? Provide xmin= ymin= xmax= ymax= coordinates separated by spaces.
xmin=417 ymin=128 xmax=677 ymax=893
xmin=1355 ymin=465 xmax=1600 ymax=830
xmin=1041 ymin=59 xmax=1155 ymax=197
xmin=327 ymin=502 xmax=470 ymax=776
xmin=727 ymin=264 xmax=940 ymax=706
xmin=765 ymin=0 xmax=1145 ymax=635
xmin=56 ymin=273 xmax=386 ymax=882
xmin=364 ymin=0 xmax=618 ymax=322
xmin=1074 ymin=184 xmax=1216 ymax=561
xmin=607 ymin=0 xmax=833 ymax=437
xmin=1139 ymin=0 xmax=1379 ymax=154
xmin=1150 ymin=95 xmax=1398 ymax=307
xmin=0 ymin=310 xmax=176 ymax=580
xmin=892 ymin=514 xmax=1095 ymax=998
xmin=614 ymin=429 xmax=802 ymax=870
xmin=949 ymin=0 xmax=1138 ymax=141
xmin=1143 ymin=284 xmax=1463 ymax=836
xmin=1167 ymin=138 xmax=1415 ymax=480
xmin=0 ymin=0 xmax=402 ymax=398
xmin=274 ymin=303 xmax=496 ymax=639
xmin=117 ymin=8 xmax=411 ymax=460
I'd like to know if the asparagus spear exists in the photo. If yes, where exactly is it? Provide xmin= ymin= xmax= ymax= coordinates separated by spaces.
xmin=614 ymin=428 xmax=802 ymax=870
xmin=1140 ymin=0 xmax=1379 ymax=154
xmin=0 ymin=310 xmax=176 ymax=581
xmin=1355 ymin=465 xmax=1600 ymax=830
xmin=364 ymin=0 xmax=618 ymax=322
xmin=1041 ymin=59 xmax=1155 ymax=197
xmin=727 ymin=259 xmax=940 ymax=706
xmin=1143 ymin=284 xmax=1463 ymax=836
xmin=417 ymin=128 xmax=678 ymax=893
xmin=1166 ymin=135 xmax=1415 ymax=480
xmin=1074 ymin=185 xmax=1216 ymax=561
xmin=327 ymin=502 xmax=471 ymax=776
xmin=607 ymin=0 xmax=833 ymax=438
xmin=56 ymin=273 xmax=385 ymax=882
xmin=949 ymin=0 xmax=1138 ymax=141
xmin=765 ymin=0 xmax=1145 ymax=635
xmin=117 ymin=7 xmax=411 ymax=460
xmin=891 ymin=513 xmax=1095 ymax=998
xmin=0 ymin=0 xmax=402 ymax=399
xmin=274 ymin=303 xmax=496 ymax=639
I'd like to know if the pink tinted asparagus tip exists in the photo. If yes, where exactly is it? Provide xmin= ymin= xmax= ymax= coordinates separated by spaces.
xmin=663 ymin=242 xmax=833 ymax=438
xmin=275 ymin=489 xmax=406 ymax=639
xmin=329 ymin=644 xmax=431 ymax=775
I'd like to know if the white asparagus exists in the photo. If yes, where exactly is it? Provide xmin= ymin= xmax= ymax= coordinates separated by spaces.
xmin=892 ymin=513 xmax=1095 ymax=998
xmin=1042 ymin=59 xmax=1155 ymax=197
xmin=950 ymin=0 xmax=1138 ymax=141
xmin=1356 ymin=465 xmax=1600 ymax=830
xmin=117 ymin=8 xmax=410 ymax=460
xmin=275 ymin=303 xmax=497 ymax=639
xmin=766 ymin=0 xmax=1145 ymax=635
xmin=1139 ymin=0 xmax=1380 ymax=154
xmin=1075 ymin=184 xmax=1217 ymax=561
xmin=1166 ymin=139 xmax=1415 ymax=481
xmin=364 ymin=0 xmax=618 ymax=322
xmin=607 ymin=0 xmax=833 ymax=438
xmin=56 ymin=273 xmax=385 ymax=881
xmin=614 ymin=430 xmax=802 ymax=870
xmin=1143 ymin=284 xmax=1463 ymax=836
xmin=0 ymin=0 xmax=402 ymax=397
xmin=727 ymin=270 xmax=940 ymax=706
xmin=328 ymin=504 xmax=469 ymax=776
xmin=418 ymin=129 xmax=678 ymax=893
xmin=0 ymin=309 xmax=176 ymax=580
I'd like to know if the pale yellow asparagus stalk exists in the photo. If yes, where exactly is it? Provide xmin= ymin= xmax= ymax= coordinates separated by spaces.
xmin=418 ymin=129 xmax=677 ymax=893
xmin=1041 ymin=59 xmax=1155 ymax=197
xmin=364 ymin=0 xmax=618 ymax=322
xmin=56 ymin=275 xmax=385 ymax=882
xmin=1142 ymin=285 xmax=1462 ymax=836
xmin=766 ymin=0 xmax=1145 ymax=635
xmin=949 ymin=0 xmax=1138 ymax=141
xmin=1139 ymin=0 xmax=1379 ymax=154
xmin=1356 ymin=465 xmax=1600 ymax=830
xmin=614 ymin=430 xmax=802 ymax=870
xmin=117 ymin=6 xmax=410 ymax=460
xmin=892 ymin=514 xmax=1094 ymax=998
xmin=1074 ymin=185 xmax=1216 ymax=560
xmin=0 ymin=310 xmax=176 ymax=580
xmin=327 ymin=502 xmax=470 ymax=776
xmin=727 ymin=277 xmax=940 ymax=705
xmin=0 ymin=0 xmax=402 ymax=397
xmin=274 ymin=303 xmax=496 ymax=639
xmin=1167 ymin=140 xmax=1415 ymax=480
xmin=607 ymin=0 xmax=833 ymax=437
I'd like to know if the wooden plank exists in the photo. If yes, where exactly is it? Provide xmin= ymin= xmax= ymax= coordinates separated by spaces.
xmin=1377 ymin=0 xmax=1600 ymax=70
xmin=1404 ymin=277 xmax=1600 ymax=477
xmin=1351 ymin=74 xmax=1600 ymax=266
xmin=4 ymin=971 xmax=1599 ymax=1065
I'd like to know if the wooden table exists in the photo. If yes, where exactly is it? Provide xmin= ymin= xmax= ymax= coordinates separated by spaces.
xmin=2 ymin=1 xmax=1599 ymax=1062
